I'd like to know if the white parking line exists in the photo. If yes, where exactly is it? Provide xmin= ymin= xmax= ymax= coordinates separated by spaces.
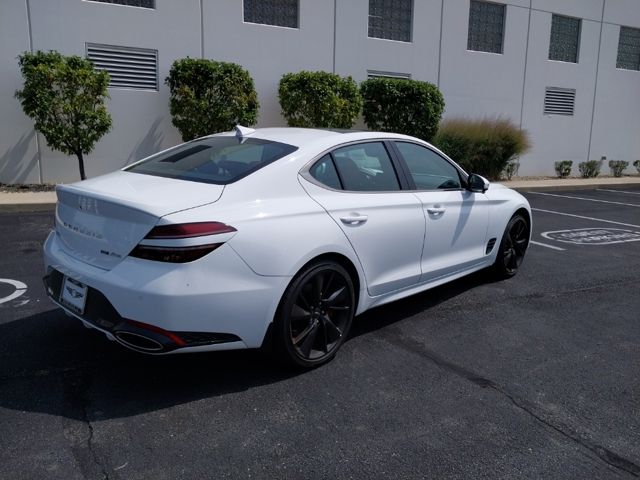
xmin=597 ymin=189 xmax=640 ymax=196
xmin=532 ymin=208 xmax=640 ymax=229
xmin=529 ymin=240 xmax=565 ymax=251
xmin=528 ymin=191 xmax=640 ymax=208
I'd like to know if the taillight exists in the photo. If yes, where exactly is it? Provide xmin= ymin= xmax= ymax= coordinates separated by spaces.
xmin=129 ymin=222 xmax=236 ymax=263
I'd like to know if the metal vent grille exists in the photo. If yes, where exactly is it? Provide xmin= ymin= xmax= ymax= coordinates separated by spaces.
xmin=86 ymin=44 xmax=158 ymax=91
xmin=544 ymin=87 xmax=576 ymax=116
xmin=367 ymin=70 xmax=411 ymax=80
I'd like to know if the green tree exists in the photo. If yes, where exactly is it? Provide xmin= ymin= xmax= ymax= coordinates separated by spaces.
xmin=15 ymin=50 xmax=112 ymax=181
xmin=278 ymin=71 xmax=362 ymax=129
xmin=166 ymin=58 xmax=259 ymax=141
xmin=361 ymin=77 xmax=444 ymax=141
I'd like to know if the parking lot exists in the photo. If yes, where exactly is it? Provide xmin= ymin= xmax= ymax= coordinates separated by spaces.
xmin=1 ymin=186 xmax=639 ymax=479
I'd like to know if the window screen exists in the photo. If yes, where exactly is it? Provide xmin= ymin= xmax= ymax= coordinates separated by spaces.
xmin=549 ymin=14 xmax=581 ymax=63
xmin=617 ymin=26 xmax=640 ymax=71
xmin=467 ymin=1 xmax=505 ymax=54
xmin=244 ymin=0 xmax=299 ymax=28
xmin=368 ymin=0 xmax=413 ymax=43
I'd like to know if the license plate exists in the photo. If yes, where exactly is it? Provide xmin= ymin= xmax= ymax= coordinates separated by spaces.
xmin=60 ymin=276 xmax=88 ymax=315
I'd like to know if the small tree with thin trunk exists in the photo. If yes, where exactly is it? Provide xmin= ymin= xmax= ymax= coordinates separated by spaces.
xmin=15 ymin=50 xmax=112 ymax=181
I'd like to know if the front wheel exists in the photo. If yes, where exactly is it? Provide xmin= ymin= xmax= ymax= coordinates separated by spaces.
xmin=273 ymin=261 xmax=355 ymax=369
xmin=493 ymin=214 xmax=530 ymax=279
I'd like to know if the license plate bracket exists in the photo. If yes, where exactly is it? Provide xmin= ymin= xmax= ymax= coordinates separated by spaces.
xmin=60 ymin=276 xmax=88 ymax=315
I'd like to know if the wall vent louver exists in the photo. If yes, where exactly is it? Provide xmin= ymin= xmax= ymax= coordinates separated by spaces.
xmin=86 ymin=44 xmax=158 ymax=91
xmin=544 ymin=87 xmax=576 ymax=116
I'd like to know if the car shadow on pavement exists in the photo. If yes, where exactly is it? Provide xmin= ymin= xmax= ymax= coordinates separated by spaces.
xmin=0 ymin=269 xmax=496 ymax=422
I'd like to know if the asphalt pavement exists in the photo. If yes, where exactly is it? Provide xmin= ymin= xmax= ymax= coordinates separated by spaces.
xmin=1 ymin=186 xmax=639 ymax=479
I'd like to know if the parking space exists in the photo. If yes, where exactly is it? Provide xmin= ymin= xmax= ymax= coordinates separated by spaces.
xmin=1 ymin=188 xmax=639 ymax=479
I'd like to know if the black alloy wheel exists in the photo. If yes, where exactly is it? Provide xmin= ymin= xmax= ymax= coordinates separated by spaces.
xmin=274 ymin=261 xmax=355 ymax=368
xmin=494 ymin=214 xmax=530 ymax=279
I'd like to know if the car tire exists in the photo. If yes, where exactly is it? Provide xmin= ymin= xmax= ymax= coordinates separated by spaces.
xmin=493 ymin=213 xmax=530 ymax=279
xmin=273 ymin=260 xmax=355 ymax=369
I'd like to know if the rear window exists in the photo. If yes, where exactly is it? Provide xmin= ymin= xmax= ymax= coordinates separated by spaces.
xmin=125 ymin=137 xmax=298 ymax=184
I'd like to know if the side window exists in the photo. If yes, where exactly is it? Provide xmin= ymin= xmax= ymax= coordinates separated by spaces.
xmin=309 ymin=154 xmax=342 ymax=190
xmin=395 ymin=142 xmax=462 ymax=190
xmin=332 ymin=142 xmax=400 ymax=192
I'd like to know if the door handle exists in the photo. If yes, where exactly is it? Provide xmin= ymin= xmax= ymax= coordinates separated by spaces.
xmin=340 ymin=214 xmax=368 ymax=225
xmin=426 ymin=207 xmax=446 ymax=215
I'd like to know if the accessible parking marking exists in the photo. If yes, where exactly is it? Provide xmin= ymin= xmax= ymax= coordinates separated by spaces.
xmin=0 ymin=279 xmax=28 ymax=305
xmin=541 ymin=228 xmax=640 ymax=245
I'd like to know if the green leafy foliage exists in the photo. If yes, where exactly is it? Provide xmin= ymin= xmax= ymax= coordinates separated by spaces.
xmin=554 ymin=160 xmax=573 ymax=178
xmin=433 ymin=118 xmax=530 ymax=180
xmin=360 ymin=77 xmax=444 ymax=141
xmin=578 ymin=160 xmax=601 ymax=178
xmin=166 ymin=58 xmax=259 ymax=141
xmin=278 ymin=71 xmax=362 ymax=128
xmin=15 ymin=50 xmax=112 ymax=180
xmin=634 ymin=160 xmax=640 ymax=173
xmin=608 ymin=160 xmax=629 ymax=177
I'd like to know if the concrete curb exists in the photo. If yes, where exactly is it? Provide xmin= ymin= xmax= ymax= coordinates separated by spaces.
xmin=0 ymin=177 xmax=639 ymax=210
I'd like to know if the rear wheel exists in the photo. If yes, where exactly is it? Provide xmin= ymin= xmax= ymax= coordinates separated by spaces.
xmin=493 ymin=214 xmax=530 ymax=279
xmin=273 ymin=261 xmax=355 ymax=369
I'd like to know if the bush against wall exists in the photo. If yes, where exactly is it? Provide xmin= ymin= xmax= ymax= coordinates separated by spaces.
xmin=360 ymin=78 xmax=444 ymax=141
xmin=15 ymin=50 xmax=112 ymax=181
xmin=166 ymin=58 xmax=259 ymax=141
xmin=608 ymin=160 xmax=628 ymax=177
xmin=278 ymin=71 xmax=362 ymax=129
xmin=433 ymin=118 xmax=530 ymax=180
xmin=634 ymin=160 xmax=640 ymax=173
xmin=578 ymin=160 xmax=601 ymax=178
xmin=554 ymin=160 xmax=573 ymax=178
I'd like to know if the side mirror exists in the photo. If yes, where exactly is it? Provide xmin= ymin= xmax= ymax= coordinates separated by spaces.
xmin=467 ymin=174 xmax=490 ymax=193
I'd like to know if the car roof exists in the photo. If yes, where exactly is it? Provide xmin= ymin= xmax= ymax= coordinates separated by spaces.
xmin=213 ymin=127 xmax=417 ymax=148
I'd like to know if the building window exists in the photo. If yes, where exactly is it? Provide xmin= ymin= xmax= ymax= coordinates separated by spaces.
xmin=87 ymin=0 xmax=155 ymax=8
xmin=617 ymin=26 xmax=640 ymax=71
xmin=243 ymin=0 xmax=298 ymax=28
xmin=549 ymin=14 xmax=581 ymax=63
xmin=368 ymin=0 xmax=413 ymax=43
xmin=87 ymin=44 xmax=158 ymax=91
xmin=467 ymin=1 xmax=505 ymax=54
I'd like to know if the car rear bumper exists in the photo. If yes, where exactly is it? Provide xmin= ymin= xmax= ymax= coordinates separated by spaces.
xmin=43 ymin=231 xmax=291 ymax=352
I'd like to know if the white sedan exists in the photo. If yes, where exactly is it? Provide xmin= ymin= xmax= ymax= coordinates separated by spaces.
xmin=44 ymin=127 xmax=531 ymax=368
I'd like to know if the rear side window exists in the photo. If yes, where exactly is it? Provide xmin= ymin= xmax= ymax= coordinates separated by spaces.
xmin=332 ymin=142 xmax=400 ymax=191
xmin=125 ymin=137 xmax=298 ymax=184
xmin=395 ymin=142 xmax=462 ymax=190
xmin=309 ymin=154 xmax=342 ymax=190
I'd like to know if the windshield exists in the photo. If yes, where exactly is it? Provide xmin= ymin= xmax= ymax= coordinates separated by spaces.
xmin=125 ymin=137 xmax=298 ymax=184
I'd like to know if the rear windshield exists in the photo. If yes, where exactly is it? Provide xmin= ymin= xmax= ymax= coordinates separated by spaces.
xmin=125 ymin=137 xmax=298 ymax=184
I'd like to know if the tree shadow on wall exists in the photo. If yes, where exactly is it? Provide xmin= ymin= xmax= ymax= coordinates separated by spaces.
xmin=0 ymin=131 xmax=38 ymax=184
xmin=124 ymin=118 xmax=164 ymax=168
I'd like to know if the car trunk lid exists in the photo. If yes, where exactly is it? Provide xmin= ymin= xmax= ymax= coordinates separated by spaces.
xmin=55 ymin=171 xmax=224 ymax=270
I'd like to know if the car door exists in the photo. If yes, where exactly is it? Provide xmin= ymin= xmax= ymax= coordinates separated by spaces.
xmin=392 ymin=141 xmax=490 ymax=283
xmin=300 ymin=141 xmax=425 ymax=297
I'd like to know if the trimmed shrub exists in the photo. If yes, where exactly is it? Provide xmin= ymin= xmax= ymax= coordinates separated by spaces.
xmin=278 ymin=71 xmax=362 ymax=128
xmin=502 ymin=160 xmax=519 ymax=180
xmin=634 ymin=160 xmax=640 ymax=173
xmin=432 ymin=118 xmax=530 ymax=180
xmin=609 ymin=160 xmax=629 ymax=177
xmin=361 ymin=77 xmax=444 ymax=141
xmin=578 ymin=160 xmax=601 ymax=178
xmin=554 ymin=160 xmax=573 ymax=178
xmin=166 ymin=58 xmax=259 ymax=141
